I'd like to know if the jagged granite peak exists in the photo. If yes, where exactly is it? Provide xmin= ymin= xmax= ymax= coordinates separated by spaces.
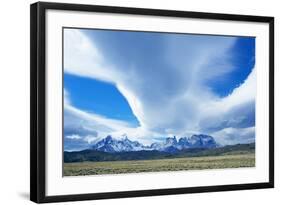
xmin=188 ymin=134 xmax=217 ymax=148
xmin=150 ymin=142 xmax=162 ymax=150
xmin=92 ymin=135 xmax=148 ymax=153
xmin=92 ymin=134 xmax=218 ymax=153
xmin=177 ymin=137 xmax=191 ymax=149
xmin=165 ymin=136 xmax=177 ymax=145
xmin=105 ymin=135 xmax=113 ymax=142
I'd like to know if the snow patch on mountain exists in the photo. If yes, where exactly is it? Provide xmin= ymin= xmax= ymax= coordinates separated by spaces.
xmin=92 ymin=134 xmax=219 ymax=153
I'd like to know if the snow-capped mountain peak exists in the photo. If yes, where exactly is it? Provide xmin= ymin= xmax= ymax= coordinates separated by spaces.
xmin=188 ymin=134 xmax=217 ymax=148
xmin=92 ymin=135 xmax=148 ymax=153
xmin=92 ymin=134 xmax=218 ymax=153
xmin=165 ymin=136 xmax=177 ymax=145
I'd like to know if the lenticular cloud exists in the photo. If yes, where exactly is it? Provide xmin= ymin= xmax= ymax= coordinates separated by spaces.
xmin=63 ymin=29 xmax=255 ymax=147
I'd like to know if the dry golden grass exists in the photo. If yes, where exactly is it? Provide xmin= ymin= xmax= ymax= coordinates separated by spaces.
xmin=64 ymin=153 xmax=255 ymax=176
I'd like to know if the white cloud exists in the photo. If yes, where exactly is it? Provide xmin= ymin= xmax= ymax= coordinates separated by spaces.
xmin=64 ymin=88 xmax=160 ymax=148
xmin=63 ymin=29 xmax=255 ymax=147
xmin=64 ymin=88 xmax=71 ymax=105
xmin=64 ymin=89 xmax=132 ymax=136
xmin=64 ymin=29 xmax=122 ymax=83
xmin=212 ymin=126 xmax=255 ymax=146
xmin=218 ymin=67 xmax=256 ymax=110
xmin=198 ymin=68 xmax=256 ymax=133
xmin=63 ymin=91 xmax=164 ymax=150
xmin=65 ymin=134 xmax=82 ymax=140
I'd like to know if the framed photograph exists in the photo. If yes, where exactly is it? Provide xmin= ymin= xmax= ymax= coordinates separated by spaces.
xmin=30 ymin=2 xmax=274 ymax=203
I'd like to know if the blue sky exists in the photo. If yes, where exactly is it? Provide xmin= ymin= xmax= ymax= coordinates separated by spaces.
xmin=64 ymin=73 xmax=139 ymax=126
xmin=64 ymin=28 xmax=256 ymax=151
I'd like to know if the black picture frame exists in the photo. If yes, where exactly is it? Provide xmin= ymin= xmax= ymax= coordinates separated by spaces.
xmin=30 ymin=2 xmax=274 ymax=203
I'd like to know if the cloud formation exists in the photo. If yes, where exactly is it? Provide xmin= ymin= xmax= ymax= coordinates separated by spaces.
xmin=63 ymin=29 xmax=255 ymax=149
xmin=64 ymin=92 xmax=136 ymax=150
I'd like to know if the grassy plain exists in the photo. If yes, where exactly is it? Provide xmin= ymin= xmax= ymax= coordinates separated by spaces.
xmin=64 ymin=153 xmax=255 ymax=176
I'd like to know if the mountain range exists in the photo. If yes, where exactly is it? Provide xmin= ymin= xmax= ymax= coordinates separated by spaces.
xmin=64 ymin=143 xmax=255 ymax=163
xmin=92 ymin=134 xmax=218 ymax=153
